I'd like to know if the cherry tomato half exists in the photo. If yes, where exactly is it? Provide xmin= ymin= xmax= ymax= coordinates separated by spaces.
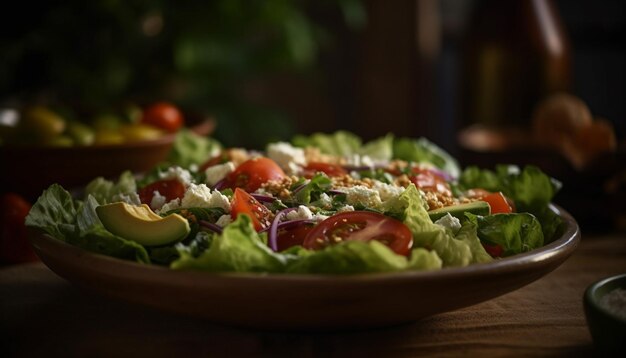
xmin=141 ymin=102 xmax=184 ymax=133
xmin=0 ymin=193 xmax=38 ymax=264
xmin=138 ymin=179 xmax=186 ymax=206
xmin=223 ymin=157 xmax=286 ymax=193
xmin=276 ymin=223 xmax=315 ymax=252
xmin=303 ymin=211 xmax=413 ymax=256
xmin=409 ymin=168 xmax=452 ymax=196
xmin=302 ymin=162 xmax=347 ymax=178
xmin=232 ymin=188 xmax=272 ymax=231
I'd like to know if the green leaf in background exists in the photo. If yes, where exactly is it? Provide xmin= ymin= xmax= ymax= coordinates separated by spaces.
xmin=393 ymin=137 xmax=461 ymax=178
xmin=167 ymin=128 xmax=222 ymax=169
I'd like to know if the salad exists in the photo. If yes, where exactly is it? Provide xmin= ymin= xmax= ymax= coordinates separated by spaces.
xmin=25 ymin=131 xmax=563 ymax=274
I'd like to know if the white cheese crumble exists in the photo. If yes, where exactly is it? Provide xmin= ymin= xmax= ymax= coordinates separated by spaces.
xmin=204 ymin=161 xmax=235 ymax=187
xmin=337 ymin=205 xmax=355 ymax=212
xmin=159 ymin=198 xmax=181 ymax=213
xmin=159 ymin=166 xmax=193 ymax=187
xmin=216 ymin=214 xmax=233 ymax=227
xmin=434 ymin=213 xmax=462 ymax=233
xmin=285 ymin=205 xmax=314 ymax=221
xmin=267 ymin=142 xmax=306 ymax=173
xmin=149 ymin=190 xmax=167 ymax=211
xmin=372 ymin=181 xmax=405 ymax=202
xmin=317 ymin=193 xmax=333 ymax=209
xmin=345 ymin=154 xmax=374 ymax=168
xmin=343 ymin=185 xmax=383 ymax=209
xmin=180 ymin=183 xmax=231 ymax=212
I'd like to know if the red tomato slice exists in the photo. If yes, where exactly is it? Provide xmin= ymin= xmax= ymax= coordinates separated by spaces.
xmin=409 ymin=168 xmax=452 ymax=196
xmin=0 ymin=193 xmax=38 ymax=264
xmin=302 ymin=162 xmax=347 ymax=178
xmin=303 ymin=211 xmax=413 ymax=256
xmin=223 ymin=157 xmax=286 ymax=192
xmin=232 ymin=188 xmax=272 ymax=231
xmin=141 ymin=102 xmax=184 ymax=133
xmin=138 ymin=179 xmax=186 ymax=206
xmin=276 ymin=223 xmax=315 ymax=252
xmin=482 ymin=192 xmax=513 ymax=214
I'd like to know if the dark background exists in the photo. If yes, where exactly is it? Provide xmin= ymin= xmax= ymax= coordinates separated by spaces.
xmin=2 ymin=0 xmax=623 ymax=150
xmin=1 ymin=0 xmax=625 ymax=232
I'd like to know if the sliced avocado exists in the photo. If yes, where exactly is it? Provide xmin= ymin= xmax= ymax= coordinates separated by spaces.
xmin=428 ymin=201 xmax=491 ymax=222
xmin=96 ymin=202 xmax=190 ymax=246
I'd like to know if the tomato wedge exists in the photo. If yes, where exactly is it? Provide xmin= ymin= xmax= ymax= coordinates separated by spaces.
xmin=138 ymin=179 xmax=186 ymax=206
xmin=466 ymin=189 xmax=514 ymax=214
xmin=409 ymin=168 xmax=452 ymax=196
xmin=303 ymin=211 xmax=413 ymax=256
xmin=222 ymin=157 xmax=286 ymax=192
xmin=302 ymin=162 xmax=347 ymax=178
xmin=482 ymin=242 xmax=504 ymax=258
xmin=231 ymin=188 xmax=272 ymax=231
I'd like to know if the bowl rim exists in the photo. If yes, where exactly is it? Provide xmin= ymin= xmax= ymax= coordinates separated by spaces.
xmin=30 ymin=203 xmax=581 ymax=283
xmin=584 ymin=273 xmax=626 ymax=323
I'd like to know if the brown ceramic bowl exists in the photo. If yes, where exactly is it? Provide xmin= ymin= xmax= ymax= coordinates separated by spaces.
xmin=0 ymin=117 xmax=215 ymax=202
xmin=28 ymin=204 xmax=580 ymax=331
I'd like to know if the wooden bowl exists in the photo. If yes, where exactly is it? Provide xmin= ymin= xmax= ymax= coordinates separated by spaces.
xmin=0 ymin=117 xmax=215 ymax=202
xmin=28 ymin=204 xmax=580 ymax=331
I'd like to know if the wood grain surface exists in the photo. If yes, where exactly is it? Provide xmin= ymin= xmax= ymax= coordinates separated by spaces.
xmin=2 ymin=235 xmax=624 ymax=357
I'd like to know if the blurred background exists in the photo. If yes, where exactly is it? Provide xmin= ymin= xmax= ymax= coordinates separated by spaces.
xmin=1 ymin=0 xmax=625 ymax=231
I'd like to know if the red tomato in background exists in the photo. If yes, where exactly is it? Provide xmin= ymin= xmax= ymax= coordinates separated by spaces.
xmin=0 ymin=193 xmax=39 ymax=264
xmin=223 ymin=157 xmax=286 ymax=192
xmin=231 ymin=188 xmax=272 ymax=231
xmin=276 ymin=223 xmax=315 ymax=252
xmin=409 ymin=168 xmax=452 ymax=196
xmin=303 ymin=211 xmax=413 ymax=256
xmin=302 ymin=162 xmax=347 ymax=178
xmin=138 ymin=179 xmax=186 ymax=206
xmin=141 ymin=102 xmax=184 ymax=133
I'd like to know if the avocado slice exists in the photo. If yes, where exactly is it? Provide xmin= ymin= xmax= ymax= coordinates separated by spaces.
xmin=428 ymin=201 xmax=491 ymax=222
xmin=96 ymin=202 xmax=191 ymax=246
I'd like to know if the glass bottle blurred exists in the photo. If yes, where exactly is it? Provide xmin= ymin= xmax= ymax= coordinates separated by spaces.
xmin=459 ymin=0 xmax=571 ymax=136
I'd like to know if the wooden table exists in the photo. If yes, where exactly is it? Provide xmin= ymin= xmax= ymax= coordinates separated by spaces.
xmin=2 ymin=234 xmax=624 ymax=357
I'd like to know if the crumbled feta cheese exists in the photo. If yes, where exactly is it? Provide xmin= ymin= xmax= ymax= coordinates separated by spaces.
xmin=313 ymin=213 xmax=329 ymax=221
xmin=285 ymin=205 xmax=314 ymax=221
xmin=344 ymin=185 xmax=383 ymax=209
xmin=159 ymin=198 xmax=181 ymax=213
xmin=149 ymin=190 xmax=167 ymax=210
xmin=216 ymin=214 xmax=233 ymax=227
xmin=180 ymin=183 xmax=231 ymax=212
xmin=267 ymin=142 xmax=306 ymax=172
xmin=373 ymin=181 xmax=405 ymax=202
xmin=345 ymin=154 xmax=374 ymax=168
xmin=434 ymin=213 xmax=462 ymax=233
xmin=317 ymin=193 xmax=333 ymax=209
xmin=204 ymin=161 xmax=235 ymax=187
xmin=337 ymin=205 xmax=355 ymax=212
xmin=159 ymin=166 xmax=193 ymax=187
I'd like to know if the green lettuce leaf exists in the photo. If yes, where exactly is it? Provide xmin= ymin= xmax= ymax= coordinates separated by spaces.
xmin=407 ymin=248 xmax=443 ymax=270
xmin=167 ymin=128 xmax=222 ymax=169
xmin=458 ymin=165 xmax=563 ymax=241
xmin=389 ymin=185 xmax=491 ymax=267
xmin=84 ymin=170 xmax=137 ymax=205
xmin=295 ymin=173 xmax=332 ymax=204
xmin=393 ymin=137 xmax=460 ymax=178
xmin=286 ymin=240 xmax=408 ymax=274
xmin=292 ymin=131 xmax=394 ymax=161
xmin=171 ymin=215 xmax=288 ymax=273
xmin=468 ymin=213 xmax=544 ymax=256
xmin=26 ymin=184 xmax=149 ymax=263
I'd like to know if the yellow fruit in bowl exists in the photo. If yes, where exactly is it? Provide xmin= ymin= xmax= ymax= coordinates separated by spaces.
xmin=20 ymin=106 xmax=67 ymax=141
xmin=120 ymin=123 xmax=164 ymax=142
xmin=94 ymin=129 xmax=125 ymax=145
